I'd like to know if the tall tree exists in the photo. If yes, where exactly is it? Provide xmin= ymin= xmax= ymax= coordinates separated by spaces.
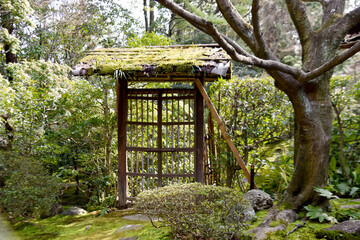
xmin=156 ymin=0 xmax=360 ymax=210
xmin=20 ymin=0 xmax=138 ymax=65
xmin=0 ymin=0 xmax=32 ymax=64
xmin=143 ymin=0 xmax=156 ymax=32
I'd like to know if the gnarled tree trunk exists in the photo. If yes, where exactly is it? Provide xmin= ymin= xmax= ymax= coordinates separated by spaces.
xmin=281 ymin=75 xmax=333 ymax=209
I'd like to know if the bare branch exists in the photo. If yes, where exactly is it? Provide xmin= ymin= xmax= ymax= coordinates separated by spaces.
xmin=251 ymin=0 xmax=267 ymax=56
xmin=202 ymin=21 xmax=302 ymax=77
xmin=215 ymin=0 xmax=258 ymax=52
xmin=156 ymin=0 xmax=360 ymax=83
xmin=299 ymin=41 xmax=360 ymax=82
xmin=285 ymin=0 xmax=313 ymax=47
xmin=156 ymin=0 xmax=211 ymax=35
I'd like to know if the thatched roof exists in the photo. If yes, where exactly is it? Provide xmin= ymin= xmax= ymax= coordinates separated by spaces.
xmin=72 ymin=44 xmax=231 ymax=82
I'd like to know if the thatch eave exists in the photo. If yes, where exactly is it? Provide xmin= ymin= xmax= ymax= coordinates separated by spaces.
xmin=72 ymin=44 xmax=232 ymax=82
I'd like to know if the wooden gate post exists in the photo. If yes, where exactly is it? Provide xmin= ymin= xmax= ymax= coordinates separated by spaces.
xmin=117 ymin=77 xmax=128 ymax=208
xmin=194 ymin=75 xmax=205 ymax=183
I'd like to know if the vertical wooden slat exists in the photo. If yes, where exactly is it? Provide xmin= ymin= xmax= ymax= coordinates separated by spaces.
xmin=157 ymin=90 xmax=163 ymax=187
xmin=141 ymin=97 xmax=144 ymax=192
xmin=117 ymin=77 xmax=128 ymax=208
xmin=194 ymin=75 xmax=205 ymax=183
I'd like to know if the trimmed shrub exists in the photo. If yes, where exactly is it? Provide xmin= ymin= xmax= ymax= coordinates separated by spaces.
xmin=135 ymin=183 xmax=253 ymax=239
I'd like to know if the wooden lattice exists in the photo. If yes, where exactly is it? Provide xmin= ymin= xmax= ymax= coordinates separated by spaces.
xmin=126 ymin=89 xmax=197 ymax=199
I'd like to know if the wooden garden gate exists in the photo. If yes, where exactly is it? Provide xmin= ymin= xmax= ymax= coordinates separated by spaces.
xmin=118 ymin=78 xmax=205 ymax=206
xmin=72 ymin=44 xmax=249 ymax=208
xmin=126 ymin=89 xmax=199 ymax=199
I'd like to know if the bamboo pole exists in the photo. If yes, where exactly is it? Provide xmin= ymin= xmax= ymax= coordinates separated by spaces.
xmin=194 ymin=78 xmax=257 ymax=189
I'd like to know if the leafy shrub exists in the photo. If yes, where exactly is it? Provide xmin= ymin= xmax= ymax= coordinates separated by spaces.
xmin=0 ymin=152 xmax=60 ymax=219
xmin=135 ymin=183 xmax=253 ymax=240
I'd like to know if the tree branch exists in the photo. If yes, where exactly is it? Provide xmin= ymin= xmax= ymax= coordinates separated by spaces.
xmin=156 ymin=0 xmax=211 ymax=35
xmin=285 ymin=0 xmax=312 ymax=47
xmin=157 ymin=0 xmax=302 ymax=77
xmin=202 ymin=21 xmax=301 ymax=77
xmin=215 ymin=0 xmax=258 ymax=52
xmin=251 ymin=0 xmax=267 ymax=57
xmin=321 ymin=0 xmax=345 ymax=26
xmin=331 ymin=6 xmax=360 ymax=38
xmin=298 ymin=41 xmax=360 ymax=82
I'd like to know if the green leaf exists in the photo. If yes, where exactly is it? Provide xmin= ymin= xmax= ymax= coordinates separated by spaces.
xmin=336 ymin=183 xmax=351 ymax=195
xmin=350 ymin=187 xmax=359 ymax=196
xmin=314 ymin=187 xmax=339 ymax=199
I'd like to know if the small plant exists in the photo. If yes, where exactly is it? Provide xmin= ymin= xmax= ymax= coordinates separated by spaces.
xmin=305 ymin=187 xmax=360 ymax=224
xmin=314 ymin=187 xmax=339 ymax=199
xmin=304 ymin=205 xmax=338 ymax=224
xmin=135 ymin=183 xmax=253 ymax=240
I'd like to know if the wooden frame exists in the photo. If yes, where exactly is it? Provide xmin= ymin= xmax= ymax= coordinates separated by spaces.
xmin=117 ymin=86 xmax=204 ymax=207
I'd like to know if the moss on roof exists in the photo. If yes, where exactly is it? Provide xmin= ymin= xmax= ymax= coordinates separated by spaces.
xmin=77 ymin=45 xmax=231 ymax=77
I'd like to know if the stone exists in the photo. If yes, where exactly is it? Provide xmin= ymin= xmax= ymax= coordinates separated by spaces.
xmin=274 ymin=209 xmax=298 ymax=223
xmin=241 ymin=205 xmax=256 ymax=222
xmin=118 ymin=237 xmax=139 ymax=240
xmin=60 ymin=206 xmax=87 ymax=216
xmin=252 ymin=225 xmax=287 ymax=240
xmin=324 ymin=220 xmax=360 ymax=235
xmin=116 ymin=224 xmax=144 ymax=233
xmin=341 ymin=204 xmax=360 ymax=210
xmin=247 ymin=208 xmax=298 ymax=239
xmin=229 ymin=199 xmax=256 ymax=223
xmin=243 ymin=189 xmax=273 ymax=211
xmin=122 ymin=214 xmax=160 ymax=221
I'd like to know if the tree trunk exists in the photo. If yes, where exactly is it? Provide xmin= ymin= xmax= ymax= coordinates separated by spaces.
xmin=4 ymin=44 xmax=17 ymax=64
xmin=149 ymin=0 xmax=155 ymax=32
xmin=282 ymin=81 xmax=333 ymax=209
xmin=278 ymin=39 xmax=335 ymax=209
xmin=143 ymin=0 xmax=149 ymax=32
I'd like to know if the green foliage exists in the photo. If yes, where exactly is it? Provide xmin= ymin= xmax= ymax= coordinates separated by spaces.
xmin=19 ymin=0 xmax=139 ymax=65
xmin=0 ymin=0 xmax=33 ymax=56
xmin=0 ymin=151 xmax=60 ymax=218
xmin=330 ymin=201 xmax=360 ymax=222
xmin=1 ymin=61 xmax=119 ymax=210
xmin=329 ymin=75 xmax=360 ymax=198
xmin=127 ymin=32 xmax=173 ymax=47
xmin=305 ymin=188 xmax=360 ymax=224
xmin=135 ymin=183 xmax=253 ymax=240
xmin=208 ymin=77 xmax=293 ymax=189
xmin=256 ymin=153 xmax=294 ymax=198
xmin=304 ymin=205 xmax=338 ymax=224
xmin=314 ymin=187 xmax=339 ymax=199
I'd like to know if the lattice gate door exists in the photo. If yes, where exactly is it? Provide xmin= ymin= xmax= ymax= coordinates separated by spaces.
xmin=126 ymin=89 xmax=196 ymax=199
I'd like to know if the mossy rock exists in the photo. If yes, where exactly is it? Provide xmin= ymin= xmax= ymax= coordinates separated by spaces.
xmin=315 ymin=230 xmax=360 ymax=240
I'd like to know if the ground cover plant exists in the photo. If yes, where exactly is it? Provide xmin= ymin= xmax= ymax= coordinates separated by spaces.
xmin=12 ymin=210 xmax=172 ymax=240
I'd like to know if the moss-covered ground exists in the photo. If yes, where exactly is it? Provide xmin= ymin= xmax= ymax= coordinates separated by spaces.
xmin=8 ymin=198 xmax=360 ymax=239
xmin=12 ymin=210 xmax=172 ymax=240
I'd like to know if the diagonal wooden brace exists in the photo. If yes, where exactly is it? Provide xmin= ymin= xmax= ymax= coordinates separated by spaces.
xmin=194 ymin=78 xmax=257 ymax=189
